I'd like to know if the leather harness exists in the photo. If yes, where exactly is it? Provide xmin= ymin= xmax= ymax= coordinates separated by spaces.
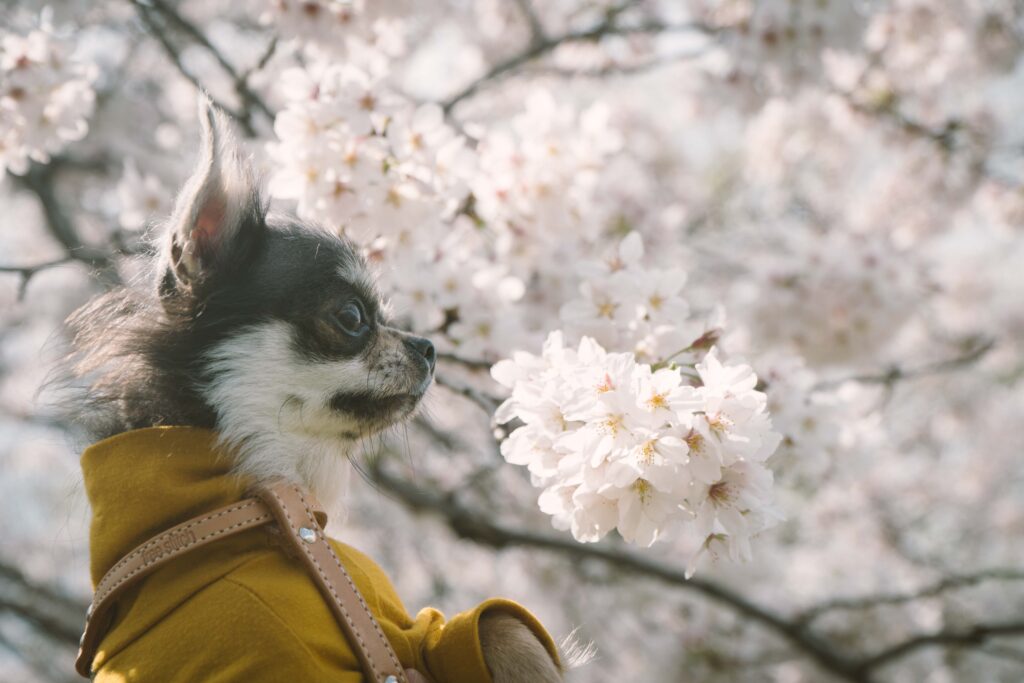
xmin=76 ymin=482 xmax=422 ymax=683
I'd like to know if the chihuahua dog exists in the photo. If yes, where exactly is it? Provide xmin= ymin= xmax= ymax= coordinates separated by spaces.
xmin=63 ymin=100 xmax=564 ymax=683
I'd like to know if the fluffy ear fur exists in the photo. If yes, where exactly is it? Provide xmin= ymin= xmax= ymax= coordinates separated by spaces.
xmin=159 ymin=96 xmax=264 ymax=302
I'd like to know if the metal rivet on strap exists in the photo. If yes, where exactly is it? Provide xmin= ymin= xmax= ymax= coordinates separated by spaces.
xmin=298 ymin=527 xmax=317 ymax=543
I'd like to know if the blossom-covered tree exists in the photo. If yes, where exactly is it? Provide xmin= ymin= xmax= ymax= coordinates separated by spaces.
xmin=1 ymin=1 xmax=1023 ymax=681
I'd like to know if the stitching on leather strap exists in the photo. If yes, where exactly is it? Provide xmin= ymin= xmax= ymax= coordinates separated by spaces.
xmin=290 ymin=485 xmax=404 ymax=675
xmin=96 ymin=500 xmax=261 ymax=596
xmin=266 ymin=485 xmax=386 ymax=681
xmin=78 ymin=499 xmax=276 ymax=678
xmin=92 ymin=510 xmax=270 ymax=607
xmin=80 ymin=487 xmax=407 ymax=683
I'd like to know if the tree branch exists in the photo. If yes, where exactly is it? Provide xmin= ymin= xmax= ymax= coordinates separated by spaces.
xmin=433 ymin=373 xmax=501 ymax=414
xmin=0 ymin=257 xmax=74 ymax=300
xmin=795 ymin=568 xmax=1024 ymax=626
xmin=9 ymin=163 xmax=121 ymax=288
xmin=131 ymin=0 xmax=275 ymax=136
xmin=436 ymin=351 xmax=493 ymax=371
xmin=441 ymin=6 xmax=715 ymax=113
xmin=813 ymin=337 xmax=996 ymax=392
xmin=858 ymin=621 xmax=1024 ymax=674
xmin=0 ymin=561 xmax=87 ymax=647
xmin=532 ymin=47 xmax=711 ymax=78
xmin=134 ymin=4 xmax=245 ymax=127
xmin=367 ymin=459 xmax=870 ymax=682
xmin=512 ymin=0 xmax=548 ymax=47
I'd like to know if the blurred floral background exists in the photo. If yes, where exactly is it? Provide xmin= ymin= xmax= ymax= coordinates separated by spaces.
xmin=1 ymin=1 xmax=1023 ymax=681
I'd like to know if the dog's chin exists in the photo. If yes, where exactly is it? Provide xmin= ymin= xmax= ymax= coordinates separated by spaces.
xmin=327 ymin=390 xmax=426 ymax=440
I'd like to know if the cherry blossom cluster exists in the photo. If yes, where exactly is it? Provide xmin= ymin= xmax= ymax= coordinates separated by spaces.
xmin=266 ymin=57 xmax=628 ymax=362
xmin=471 ymin=91 xmax=621 ymax=244
xmin=258 ymin=0 xmax=407 ymax=57
xmin=0 ymin=17 xmax=95 ymax=177
xmin=560 ymin=231 xmax=713 ymax=366
xmin=492 ymin=331 xmax=781 ymax=575
xmin=690 ymin=0 xmax=869 ymax=90
xmin=265 ymin=57 xmax=531 ymax=360
xmin=267 ymin=63 xmax=472 ymax=241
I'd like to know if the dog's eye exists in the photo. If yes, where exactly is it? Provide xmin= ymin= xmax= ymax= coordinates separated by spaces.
xmin=335 ymin=302 xmax=368 ymax=337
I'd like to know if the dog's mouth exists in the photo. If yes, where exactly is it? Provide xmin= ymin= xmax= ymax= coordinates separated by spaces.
xmin=328 ymin=387 xmax=427 ymax=423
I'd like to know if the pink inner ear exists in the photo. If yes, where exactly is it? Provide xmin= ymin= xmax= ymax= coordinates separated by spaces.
xmin=192 ymin=194 xmax=227 ymax=258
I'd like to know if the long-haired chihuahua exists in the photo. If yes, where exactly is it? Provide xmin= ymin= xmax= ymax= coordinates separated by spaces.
xmin=62 ymin=99 xmax=565 ymax=683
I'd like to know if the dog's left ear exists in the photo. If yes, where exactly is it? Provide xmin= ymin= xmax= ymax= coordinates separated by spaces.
xmin=159 ymin=96 xmax=264 ymax=301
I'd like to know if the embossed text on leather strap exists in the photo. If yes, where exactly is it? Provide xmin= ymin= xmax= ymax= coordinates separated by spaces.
xmin=75 ymin=498 xmax=275 ymax=677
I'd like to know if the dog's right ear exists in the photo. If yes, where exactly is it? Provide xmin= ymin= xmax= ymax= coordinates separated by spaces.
xmin=158 ymin=96 xmax=264 ymax=303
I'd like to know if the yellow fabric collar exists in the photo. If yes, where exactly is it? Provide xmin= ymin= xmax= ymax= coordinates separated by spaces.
xmin=80 ymin=426 xmax=249 ymax=588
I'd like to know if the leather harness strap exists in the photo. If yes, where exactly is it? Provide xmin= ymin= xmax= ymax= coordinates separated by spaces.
xmin=75 ymin=498 xmax=275 ymax=677
xmin=257 ymin=483 xmax=408 ymax=683
xmin=76 ymin=483 xmax=412 ymax=683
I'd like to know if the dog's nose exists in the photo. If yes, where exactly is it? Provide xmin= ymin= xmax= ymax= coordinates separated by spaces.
xmin=406 ymin=335 xmax=435 ymax=372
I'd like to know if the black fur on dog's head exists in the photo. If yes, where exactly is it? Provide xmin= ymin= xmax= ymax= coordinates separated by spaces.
xmin=63 ymin=100 xmax=435 ymax=495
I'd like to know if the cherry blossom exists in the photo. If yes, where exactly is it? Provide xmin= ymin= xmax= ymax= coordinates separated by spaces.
xmin=0 ymin=16 xmax=95 ymax=177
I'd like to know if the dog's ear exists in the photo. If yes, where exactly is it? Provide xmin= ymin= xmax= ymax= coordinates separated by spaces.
xmin=159 ymin=96 xmax=264 ymax=301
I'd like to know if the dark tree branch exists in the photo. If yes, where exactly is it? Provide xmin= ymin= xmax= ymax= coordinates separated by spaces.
xmin=366 ymin=459 xmax=871 ymax=683
xmin=0 ymin=257 xmax=74 ymax=300
xmin=533 ymin=47 xmax=711 ymax=78
xmin=135 ymin=4 xmax=246 ymax=129
xmin=0 ymin=629 xmax=80 ymax=683
xmin=512 ymin=0 xmax=548 ymax=46
xmin=370 ymin=446 xmax=1024 ymax=681
xmin=833 ymin=73 xmax=1006 ymax=185
xmin=858 ymin=621 xmax=1024 ymax=674
xmin=245 ymin=36 xmax=279 ymax=80
xmin=441 ymin=5 xmax=714 ymax=113
xmin=813 ymin=337 xmax=996 ymax=392
xmin=131 ymin=0 xmax=275 ymax=136
xmin=796 ymin=568 xmax=1024 ymax=626
xmin=0 ymin=561 xmax=87 ymax=647
xmin=9 ymin=163 xmax=121 ymax=288
xmin=979 ymin=644 xmax=1024 ymax=665
xmin=845 ymin=91 xmax=964 ymax=154
xmin=437 ymin=351 xmax=494 ymax=371
xmin=433 ymin=373 xmax=501 ymax=414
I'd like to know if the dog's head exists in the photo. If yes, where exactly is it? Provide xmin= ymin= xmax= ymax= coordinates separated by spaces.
xmin=105 ymin=101 xmax=434 ymax=491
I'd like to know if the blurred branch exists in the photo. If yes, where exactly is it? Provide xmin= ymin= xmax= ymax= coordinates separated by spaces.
xmin=131 ymin=0 xmax=275 ymax=136
xmin=244 ymin=36 xmax=279 ymax=81
xmin=512 ymin=0 xmax=548 ymax=47
xmin=846 ymin=92 xmax=964 ymax=154
xmin=135 ymin=5 xmax=240 ymax=126
xmin=411 ymin=415 xmax=469 ymax=453
xmin=442 ymin=5 xmax=715 ymax=113
xmin=534 ymin=48 xmax=711 ymax=78
xmin=979 ymin=643 xmax=1024 ymax=665
xmin=0 ymin=257 xmax=74 ymax=301
xmin=795 ymin=568 xmax=1024 ymax=626
xmin=373 ymin=437 xmax=1024 ymax=681
xmin=367 ymin=459 xmax=870 ymax=683
xmin=9 ymin=163 xmax=122 ymax=288
xmin=0 ymin=561 xmax=86 ymax=647
xmin=858 ymin=620 xmax=1024 ymax=675
xmin=835 ymin=80 xmax=1006 ymax=186
xmin=433 ymin=373 xmax=501 ymax=414
xmin=813 ymin=337 xmax=996 ymax=392
xmin=436 ymin=351 xmax=493 ymax=371
xmin=0 ymin=629 xmax=79 ymax=683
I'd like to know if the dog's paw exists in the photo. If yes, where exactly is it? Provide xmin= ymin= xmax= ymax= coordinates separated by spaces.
xmin=479 ymin=611 xmax=563 ymax=683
